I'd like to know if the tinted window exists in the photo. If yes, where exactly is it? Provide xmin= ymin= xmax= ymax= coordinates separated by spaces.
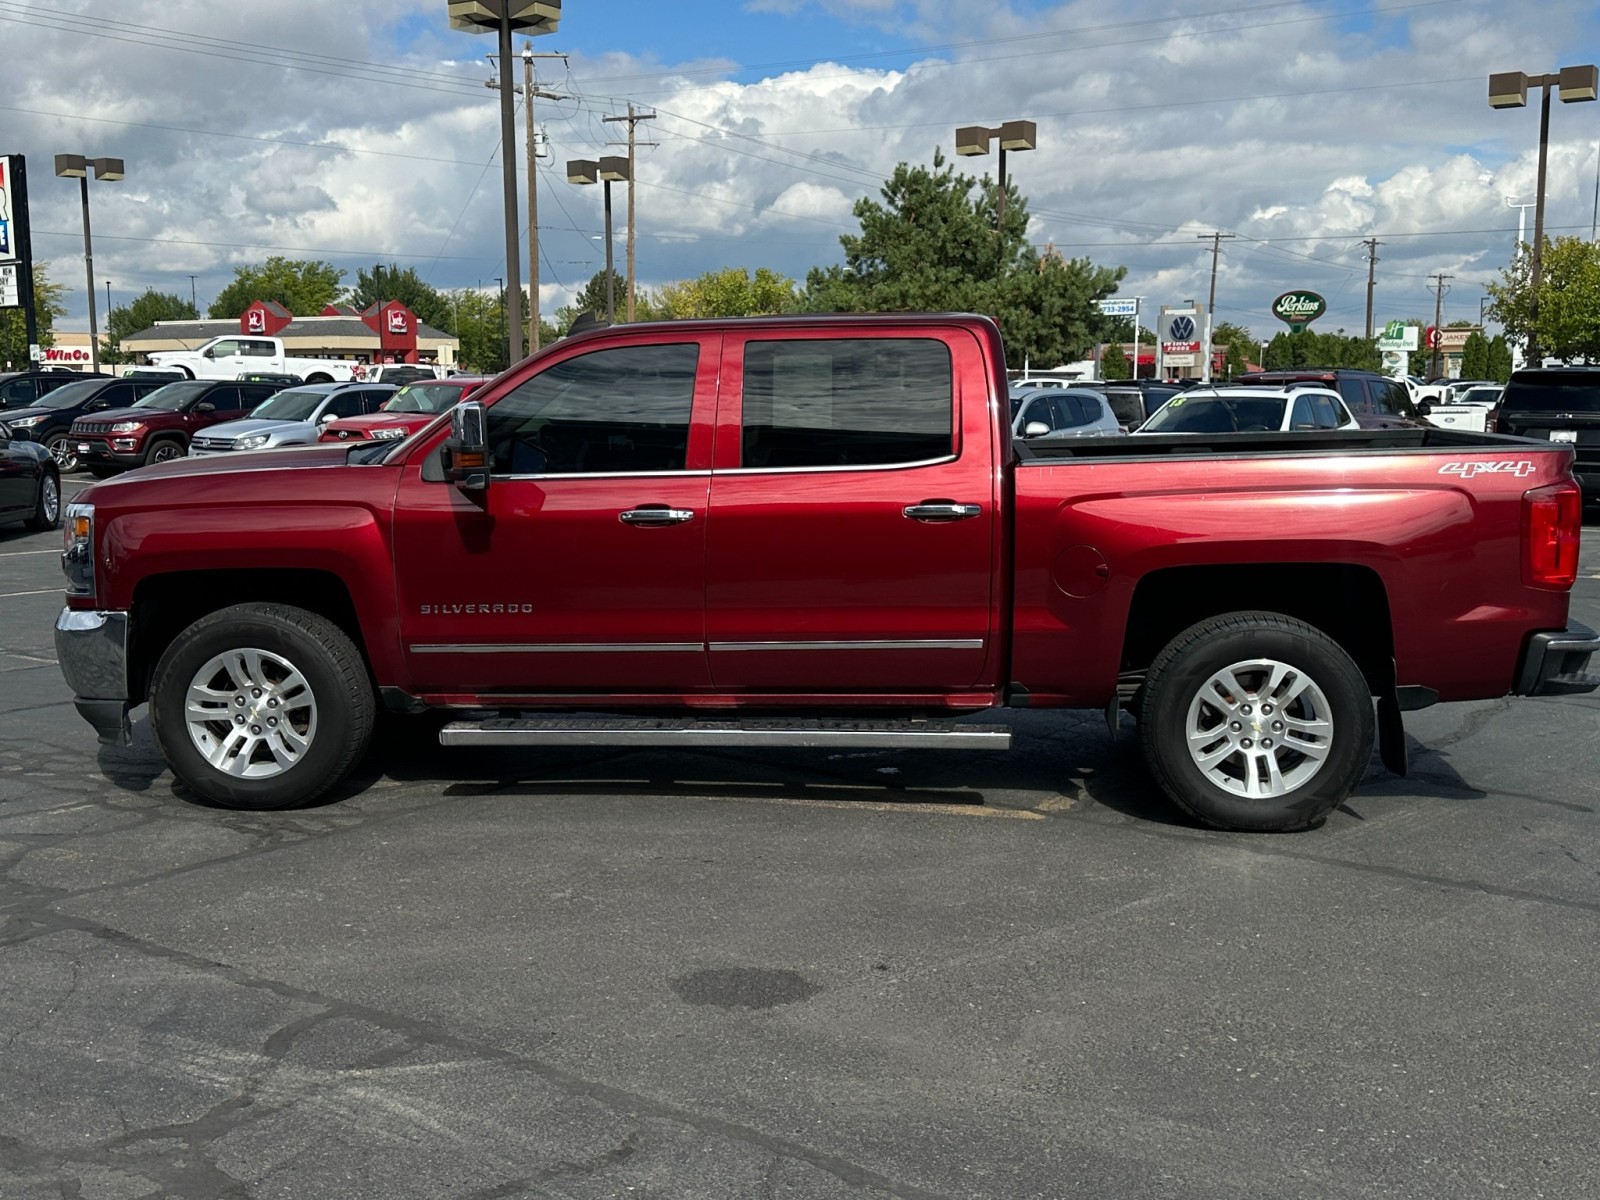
xmin=1290 ymin=395 xmax=1317 ymax=430
xmin=1018 ymin=396 xmax=1055 ymax=431
xmin=1499 ymin=375 xmax=1600 ymax=412
xmin=359 ymin=389 xmax=393 ymax=414
xmin=741 ymin=338 xmax=952 ymax=468
xmin=1311 ymin=394 xmax=1343 ymax=428
xmin=203 ymin=386 xmax=245 ymax=412
xmin=239 ymin=385 xmax=280 ymax=410
xmin=388 ymin=383 xmax=464 ymax=413
xmin=489 ymin=343 xmax=699 ymax=475
xmin=96 ymin=382 xmax=135 ymax=408
xmin=32 ymin=379 xmax=105 ymax=409
xmin=326 ymin=391 xmax=364 ymax=419
xmin=1142 ymin=394 xmax=1287 ymax=433
xmin=0 ymin=377 xmax=39 ymax=406
xmin=135 ymin=380 xmax=213 ymax=411
xmin=1337 ymin=379 xmax=1369 ymax=413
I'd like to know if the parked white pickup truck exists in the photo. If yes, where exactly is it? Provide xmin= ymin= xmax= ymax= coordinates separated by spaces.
xmin=148 ymin=336 xmax=363 ymax=384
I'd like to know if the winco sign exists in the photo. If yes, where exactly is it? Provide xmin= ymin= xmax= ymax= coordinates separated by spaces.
xmin=1271 ymin=290 xmax=1327 ymax=332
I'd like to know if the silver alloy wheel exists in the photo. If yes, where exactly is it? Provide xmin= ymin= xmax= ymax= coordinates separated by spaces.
xmin=183 ymin=647 xmax=319 ymax=778
xmin=1185 ymin=657 xmax=1334 ymax=798
xmin=48 ymin=437 xmax=78 ymax=472
xmin=149 ymin=442 xmax=182 ymax=464
xmin=40 ymin=474 xmax=59 ymax=524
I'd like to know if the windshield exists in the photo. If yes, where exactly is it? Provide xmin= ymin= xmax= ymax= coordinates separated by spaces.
xmin=133 ymin=380 xmax=214 ymax=411
xmin=247 ymin=388 xmax=329 ymax=422
xmin=1501 ymin=377 xmax=1600 ymax=412
xmin=385 ymin=383 xmax=465 ymax=414
xmin=1141 ymin=394 xmax=1287 ymax=433
xmin=32 ymin=379 xmax=108 ymax=409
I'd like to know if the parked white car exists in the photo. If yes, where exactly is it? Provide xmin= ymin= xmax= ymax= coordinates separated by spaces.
xmin=1135 ymin=386 xmax=1360 ymax=434
xmin=187 ymin=382 xmax=395 ymax=456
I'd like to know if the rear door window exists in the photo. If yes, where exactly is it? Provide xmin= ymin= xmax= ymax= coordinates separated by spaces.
xmin=740 ymin=337 xmax=953 ymax=468
xmin=0 ymin=377 xmax=39 ymax=406
xmin=1337 ymin=379 xmax=1370 ymax=413
xmin=203 ymin=386 xmax=245 ymax=413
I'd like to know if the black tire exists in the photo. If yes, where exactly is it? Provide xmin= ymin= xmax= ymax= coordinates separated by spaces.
xmin=45 ymin=433 xmax=80 ymax=473
xmin=144 ymin=437 xmax=185 ymax=466
xmin=178 ymin=366 xmax=194 ymax=380
xmin=306 ymin=373 xmax=332 ymax=384
xmin=1139 ymin=611 xmax=1374 ymax=832
xmin=23 ymin=469 xmax=62 ymax=532
xmin=149 ymin=603 xmax=376 ymax=810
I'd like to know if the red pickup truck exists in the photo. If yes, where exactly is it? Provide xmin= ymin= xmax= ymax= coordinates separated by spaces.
xmin=53 ymin=315 xmax=1598 ymax=831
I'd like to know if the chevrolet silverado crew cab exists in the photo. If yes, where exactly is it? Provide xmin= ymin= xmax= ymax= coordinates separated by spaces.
xmin=53 ymin=315 xmax=1598 ymax=832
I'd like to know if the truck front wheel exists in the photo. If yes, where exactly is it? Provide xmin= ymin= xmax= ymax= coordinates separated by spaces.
xmin=1139 ymin=612 xmax=1373 ymax=832
xmin=149 ymin=603 xmax=375 ymax=810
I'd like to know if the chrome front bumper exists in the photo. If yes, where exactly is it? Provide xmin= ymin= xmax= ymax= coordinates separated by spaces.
xmin=54 ymin=608 xmax=134 ymax=745
xmin=1515 ymin=622 xmax=1600 ymax=697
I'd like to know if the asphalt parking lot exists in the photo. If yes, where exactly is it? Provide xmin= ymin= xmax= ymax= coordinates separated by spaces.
xmin=2 ymin=476 xmax=1598 ymax=1200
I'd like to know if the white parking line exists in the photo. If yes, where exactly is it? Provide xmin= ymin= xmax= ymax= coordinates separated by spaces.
xmin=0 ymin=589 xmax=61 ymax=599
xmin=0 ymin=549 xmax=61 ymax=557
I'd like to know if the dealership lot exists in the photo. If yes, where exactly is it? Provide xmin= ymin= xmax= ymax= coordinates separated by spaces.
xmin=1 ymin=479 xmax=1598 ymax=1200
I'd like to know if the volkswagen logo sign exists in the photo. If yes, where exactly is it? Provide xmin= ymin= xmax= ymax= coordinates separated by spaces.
xmin=1169 ymin=316 xmax=1196 ymax=340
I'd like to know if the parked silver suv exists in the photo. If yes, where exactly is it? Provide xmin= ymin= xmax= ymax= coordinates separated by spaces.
xmin=188 ymin=382 xmax=395 ymax=456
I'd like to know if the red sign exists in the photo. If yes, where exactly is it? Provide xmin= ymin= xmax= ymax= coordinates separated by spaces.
xmin=386 ymin=308 xmax=408 ymax=334
xmin=41 ymin=346 xmax=92 ymax=364
xmin=246 ymin=309 xmax=266 ymax=332
xmin=1424 ymin=326 xmax=1441 ymax=350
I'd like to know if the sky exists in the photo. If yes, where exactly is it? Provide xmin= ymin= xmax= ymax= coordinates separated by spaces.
xmin=3 ymin=0 xmax=1599 ymax=353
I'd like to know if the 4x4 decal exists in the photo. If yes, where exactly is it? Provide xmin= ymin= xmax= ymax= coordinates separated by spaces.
xmin=1439 ymin=460 xmax=1537 ymax=479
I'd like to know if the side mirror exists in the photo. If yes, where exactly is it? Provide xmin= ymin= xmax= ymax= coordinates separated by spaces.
xmin=1023 ymin=420 xmax=1051 ymax=439
xmin=318 ymin=412 xmax=337 ymax=424
xmin=202 ymin=347 xmax=216 ymax=359
xmin=193 ymin=401 xmax=215 ymax=413
xmin=444 ymin=400 xmax=489 ymax=492
xmin=1417 ymin=401 xmax=1432 ymax=416
xmin=0 ymin=421 xmax=11 ymax=444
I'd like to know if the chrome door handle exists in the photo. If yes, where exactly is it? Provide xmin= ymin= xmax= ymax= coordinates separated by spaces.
xmin=619 ymin=506 xmax=695 ymax=526
xmin=903 ymin=502 xmax=982 ymax=522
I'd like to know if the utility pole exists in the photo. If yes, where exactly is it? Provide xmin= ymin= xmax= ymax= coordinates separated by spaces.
xmin=187 ymin=274 xmax=198 ymax=315
xmin=1197 ymin=231 xmax=1235 ymax=382
xmin=522 ymin=44 xmax=566 ymax=351
xmin=604 ymin=103 xmax=656 ymax=322
xmin=1429 ymin=272 xmax=1452 ymax=379
xmin=1362 ymin=238 xmax=1382 ymax=339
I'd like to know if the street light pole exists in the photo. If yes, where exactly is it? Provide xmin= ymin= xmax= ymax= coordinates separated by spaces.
xmin=53 ymin=154 xmax=123 ymax=375
xmin=447 ymin=1 xmax=562 ymax=365
xmin=954 ymin=120 xmax=1037 ymax=249
xmin=1489 ymin=64 xmax=1598 ymax=365
xmin=567 ymin=157 xmax=630 ymax=324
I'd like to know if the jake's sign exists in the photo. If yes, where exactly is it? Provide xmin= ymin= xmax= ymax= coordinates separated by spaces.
xmin=1271 ymin=290 xmax=1327 ymax=331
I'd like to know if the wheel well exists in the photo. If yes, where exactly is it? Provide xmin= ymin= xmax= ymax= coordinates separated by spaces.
xmin=1121 ymin=563 xmax=1394 ymax=691
xmin=305 ymin=373 xmax=332 ymax=384
xmin=128 ymin=569 xmax=366 ymax=702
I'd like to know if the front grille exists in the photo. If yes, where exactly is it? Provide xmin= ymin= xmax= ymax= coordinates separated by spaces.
xmin=190 ymin=437 xmax=230 ymax=451
xmin=75 ymin=422 xmax=112 ymax=435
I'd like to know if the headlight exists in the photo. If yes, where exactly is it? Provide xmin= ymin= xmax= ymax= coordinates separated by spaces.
xmin=8 ymin=414 xmax=46 ymax=428
xmin=371 ymin=427 xmax=408 ymax=440
xmin=62 ymin=503 xmax=95 ymax=598
xmin=236 ymin=434 xmax=271 ymax=450
xmin=109 ymin=421 xmax=144 ymax=434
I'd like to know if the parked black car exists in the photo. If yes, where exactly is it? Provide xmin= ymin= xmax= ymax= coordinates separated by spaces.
xmin=0 ymin=417 xmax=61 ymax=532
xmin=0 ymin=369 xmax=109 ymax=411
xmin=1235 ymin=368 xmax=1425 ymax=429
xmin=1 ymin=374 xmax=173 ymax=471
xmin=1495 ymin=367 xmax=1600 ymax=498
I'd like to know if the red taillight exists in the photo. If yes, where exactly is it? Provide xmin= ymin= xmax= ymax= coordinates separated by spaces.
xmin=1524 ymin=481 xmax=1581 ymax=589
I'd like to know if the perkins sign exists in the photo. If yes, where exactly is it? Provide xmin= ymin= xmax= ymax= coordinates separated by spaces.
xmin=1271 ymin=290 xmax=1327 ymax=330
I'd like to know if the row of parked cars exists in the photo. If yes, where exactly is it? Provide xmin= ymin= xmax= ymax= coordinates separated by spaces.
xmin=0 ymin=368 xmax=487 ymax=476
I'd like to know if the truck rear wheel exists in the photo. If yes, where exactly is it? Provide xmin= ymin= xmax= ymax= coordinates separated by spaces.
xmin=1139 ymin=611 xmax=1373 ymax=832
xmin=149 ymin=603 xmax=375 ymax=810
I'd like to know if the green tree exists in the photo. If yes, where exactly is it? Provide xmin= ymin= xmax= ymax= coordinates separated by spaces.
xmin=1211 ymin=321 xmax=1256 ymax=379
xmin=1458 ymin=331 xmax=1490 ymax=380
xmin=1487 ymin=334 xmax=1513 ymax=383
xmin=656 ymin=267 xmax=796 ymax=318
xmin=1098 ymin=339 xmax=1130 ymax=380
xmin=0 ymin=264 xmax=66 ymax=370
xmin=104 ymin=289 xmax=198 ymax=362
xmin=1487 ymin=235 xmax=1600 ymax=363
xmin=797 ymin=151 xmax=1123 ymax=367
xmin=345 ymin=263 xmax=454 ymax=331
xmin=208 ymin=256 xmax=345 ymax=319
xmin=448 ymin=287 xmax=509 ymax=374
xmin=1262 ymin=329 xmax=1382 ymax=371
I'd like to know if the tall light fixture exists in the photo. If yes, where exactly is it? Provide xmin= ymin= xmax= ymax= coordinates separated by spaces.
xmin=953 ymin=120 xmax=1037 ymax=235
xmin=1488 ymin=64 xmax=1598 ymax=364
xmin=447 ymin=1 xmax=561 ymax=365
xmin=53 ymin=154 xmax=123 ymax=375
xmin=567 ymin=156 xmax=630 ymax=324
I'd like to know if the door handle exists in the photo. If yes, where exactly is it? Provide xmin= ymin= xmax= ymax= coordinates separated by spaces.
xmin=619 ymin=506 xmax=695 ymax=526
xmin=903 ymin=501 xmax=982 ymax=522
